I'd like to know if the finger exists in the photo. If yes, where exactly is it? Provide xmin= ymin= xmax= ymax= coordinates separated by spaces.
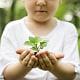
xmin=46 ymin=51 xmax=57 ymax=65
xmin=16 ymin=48 xmax=26 ymax=54
xmin=36 ymin=51 xmax=46 ymax=69
xmin=40 ymin=52 xmax=52 ymax=69
xmin=37 ymin=53 xmax=47 ymax=70
xmin=37 ymin=59 xmax=42 ymax=69
xmin=54 ymin=52 xmax=64 ymax=59
xmin=27 ymin=55 xmax=37 ymax=68
xmin=19 ymin=50 xmax=30 ymax=61
xmin=33 ymin=58 xmax=38 ymax=68
xmin=33 ymin=61 xmax=37 ymax=68
xmin=22 ymin=52 xmax=32 ymax=66
xmin=37 ymin=60 xmax=42 ymax=69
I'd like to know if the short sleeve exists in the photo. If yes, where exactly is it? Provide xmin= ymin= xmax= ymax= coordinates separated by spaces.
xmin=0 ymin=24 xmax=19 ymax=76
xmin=61 ymin=23 xmax=80 ymax=80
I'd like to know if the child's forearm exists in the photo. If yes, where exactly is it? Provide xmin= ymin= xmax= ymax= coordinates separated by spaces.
xmin=3 ymin=62 xmax=29 ymax=80
xmin=51 ymin=61 xmax=76 ymax=80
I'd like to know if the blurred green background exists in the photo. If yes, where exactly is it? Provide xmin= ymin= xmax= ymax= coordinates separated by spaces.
xmin=0 ymin=0 xmax=80 ymax=52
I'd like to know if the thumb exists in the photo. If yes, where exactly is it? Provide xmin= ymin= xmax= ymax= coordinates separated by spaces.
xmin=54 ymin=52 xmax=64 ymax=59
xmin=16 ymin=48 xmax=25 ymax=54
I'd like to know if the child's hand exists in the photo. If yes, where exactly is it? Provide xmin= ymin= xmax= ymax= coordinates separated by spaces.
xmin=53 ymin=52 xmax=64 ymax=59
xmin=16 ymin=48 xmax=38 ymax=71
xmin=36 ymin=51 xmax=64 ymax=72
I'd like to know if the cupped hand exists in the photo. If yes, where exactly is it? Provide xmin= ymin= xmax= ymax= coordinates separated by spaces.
xmin=36 ymin=51 xmax=64 ymax=72
xmin=16 ymin=48 xmax=38 ymax=72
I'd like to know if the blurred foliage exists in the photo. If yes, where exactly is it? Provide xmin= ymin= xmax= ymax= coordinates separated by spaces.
xmin=0 ymin=8 xmax=6 ymax=37
xmin=64 ymin=0 xmax=80 ymax=28
xmin=0 ymin=0 xmax=80 ymax=50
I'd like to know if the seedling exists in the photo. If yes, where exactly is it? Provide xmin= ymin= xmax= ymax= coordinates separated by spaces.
xmin=24 ymin=36 xmax=48 ymax=55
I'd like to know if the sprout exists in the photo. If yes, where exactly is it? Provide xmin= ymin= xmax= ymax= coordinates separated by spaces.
xmin=24 ymin=36 xmax=48 ymax=55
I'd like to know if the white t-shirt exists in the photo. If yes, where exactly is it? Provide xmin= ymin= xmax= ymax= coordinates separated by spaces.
xmin=0 ymin=17 xmax=80 ymax=80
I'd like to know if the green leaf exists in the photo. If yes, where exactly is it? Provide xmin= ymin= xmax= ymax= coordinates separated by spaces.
xmin=29 ymin=36 xmax=41 ymax=44
xmin=31 ymin=46 xmax=38 ymax=51
xmin=40 ymin=41 xmax=47 ymax=49
xmin=29 ymin=37 xmax=36 ymax=44
xmin=24 ymin=36 xmax=48 ymax=53
xmin=34 ymin=36 xmax=41 ymax=43
xmin=24 ymin=41 xmax=34 ymax=46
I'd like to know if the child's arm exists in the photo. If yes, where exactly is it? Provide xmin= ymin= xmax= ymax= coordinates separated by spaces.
xmin=3 ymin=49 xmax=37 ymax=80
xmin=36 ymin=51 xmax=75 ymax=80
xmin=3 ymin=61 xmax=29 ymax=80
xmin=50 ymin=53 xmax=75 ymax=80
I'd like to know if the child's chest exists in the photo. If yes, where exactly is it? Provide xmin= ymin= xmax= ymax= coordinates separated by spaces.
xmin=15 ymin=25 xmax=64 ymax=53
xmin=44 ymin=33 xmax=64 ymax=53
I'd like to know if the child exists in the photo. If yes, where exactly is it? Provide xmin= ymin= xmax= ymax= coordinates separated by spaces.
xmin=0 ymin=0 xmax=80 ymax=80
